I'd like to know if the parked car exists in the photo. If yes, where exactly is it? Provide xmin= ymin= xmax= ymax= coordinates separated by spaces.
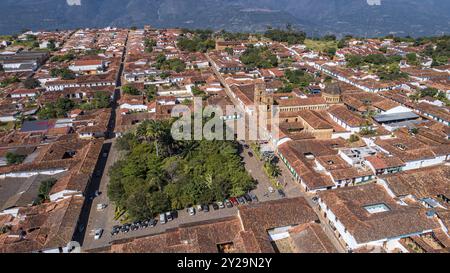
xmin=224 ymin=199 xmax=233 ymax=208
xmin=141 ymin=220 xmax=149 ymax=228
xmin=94 ymin=228 xmax=103 ymax=240
xmin=248 ymin=151 xmax=253 ymax=157
xmin=217 ymin=201 xmax=225 ymax=209
xmin=159 ymin=213 xmax=167 ymax=224
xmin=244 ymin=144 xmax=250 ymax=149
xmin=202 ymin=204 xmax=210 ymax=212
xmin=172 ymin=211 xmax=178 ymax=219
xmin=196 ymin=204 xmax=203 ymax=212
xmin=237 ymin=197 xmax=246 ymax=205
xmin=166 ymin=212 xmax=173 ymax=222
xmin=243 ymin=194 xmax=252 ymax=202
xmin=268 ymin=187 xmax=275 ymax=193
xmin=96 ymin=203 xmax=107 ymax=211
xmin=188 ymin=207 xmax=196 ymax=216
xmin=250 ymin=193 xmax=258 ymax=202
xmin=230 ymin=197 xmax=239 ymax=206
xmin=212 ymin=203 xmax=219 ymax=210
xmin=277 ymin=189 xmax=286 ymax=198
xmin=121 ymin=224 xmax=130 ymax=233
xmin=149 ymin=219 xmax=157 ymax=227
xmin=111 ymin=226 xmax=120 ymax=236
xmin=130 ymin=223 xmax=139 ymax=231
xmin=312 ymin=196 xmax=319 ymax=203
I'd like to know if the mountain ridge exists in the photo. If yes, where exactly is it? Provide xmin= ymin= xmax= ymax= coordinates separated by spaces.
xmin=0 ymin=0 xmax=448 ymax=37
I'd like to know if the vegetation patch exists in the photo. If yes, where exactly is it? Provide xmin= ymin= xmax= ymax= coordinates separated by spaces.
xmin=240 ymin=45 xmax=278 ymax=69
xmin=109 ymin=120 xmax=255 ymax=221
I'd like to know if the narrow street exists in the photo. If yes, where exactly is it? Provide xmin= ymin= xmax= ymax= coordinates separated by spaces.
xmin=239 ymin=142 xmax=282 ymax=202
xmin=77 ymin=32 xmax=128 ymax=251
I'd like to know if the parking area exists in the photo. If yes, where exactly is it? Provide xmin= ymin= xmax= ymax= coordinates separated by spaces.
xmin=82 ymin=193 xmax=274 ymax=250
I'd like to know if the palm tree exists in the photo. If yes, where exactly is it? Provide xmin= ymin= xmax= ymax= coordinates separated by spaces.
xmin=180 ymin=141 xmax=198 ymax=160
xmin=271 ymin=164 xmax=282 ymax=177
xmin=136 ymin=120 xmax=150 ymax=139
xmin=145 ymin=120 xmax=172 ymax=157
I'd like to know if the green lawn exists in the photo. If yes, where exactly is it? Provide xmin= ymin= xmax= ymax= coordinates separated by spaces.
xmin=0 ymin=35 xmax=13 ymax=41
xmin=304 ymin=39 xmax=338 ymax=52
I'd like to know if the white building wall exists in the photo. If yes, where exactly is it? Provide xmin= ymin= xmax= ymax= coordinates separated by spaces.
xmin=403 ymin=157 xmax=445 ymax=171
xmin=49 ymin=190 xmax=79 ymax=202
xmin=0 ymin=168 xmax=67 ymax=178
xmin=119 ymin=104 xmax=148 ymax=111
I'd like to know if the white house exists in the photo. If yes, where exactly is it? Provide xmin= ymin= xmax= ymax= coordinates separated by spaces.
xmin=69 ymin=59 xmax=106 ymax=74
xmin=10 ymin=89 xmax=38 ymax=99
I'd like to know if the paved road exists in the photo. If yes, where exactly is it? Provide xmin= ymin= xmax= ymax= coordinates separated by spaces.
xmin=78 ymin=32 xmax=127 ymax=250
xmin=239 ymin=142 xmax=283 ymax=202
xmin=81 ymin=139 xmax=121 ymax=250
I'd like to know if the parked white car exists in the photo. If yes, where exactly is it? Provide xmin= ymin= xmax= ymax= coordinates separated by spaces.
xmin=187 ymin=207 xmax=196 ymax=216
xmin=96 ymin=203 xmax=107 ymax=211
xmin=94 ymin=228 xmax=103 ymax=240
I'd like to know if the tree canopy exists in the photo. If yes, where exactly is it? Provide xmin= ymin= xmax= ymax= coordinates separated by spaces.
xmin=155 ymin=54 xmax=186 ymax=72
xmin=177 ymin=36 xmax=215 ymax=53
xmin=0 ymin=77 xmax=20 ymax=88
xmin=122 ymin=84 xmax=141 ymax=95
xmin=23 ymin=78 xmax=40 ymax=89
xmin=37 ymin=97 xmax=76 ymax=119
xmin=50 ymin=68 xmax=75 ymax=80
xmin=421 ymin=36 xmax=450 ymax=67
xmin=6 ymin=152 xmax=26 ymax=165
xmin=240 ymin=46 xmax=278 ymax=69
xmin=144 ymin=38 xmax=156 ymax=53
xmin=108 ymin=120 xmax=255 ymax=221
xmin=264 ymin=29 xmax=306 ymax=45
xmin=281 ymin=69 xmax=313 ymax=92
